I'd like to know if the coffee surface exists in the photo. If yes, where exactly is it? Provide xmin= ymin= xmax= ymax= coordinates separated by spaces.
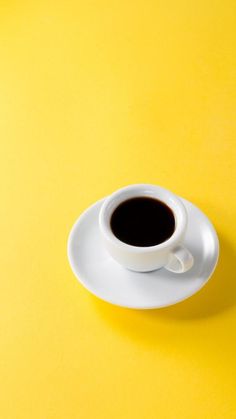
xmin=110 ymin=197 xmax=175 ymax=247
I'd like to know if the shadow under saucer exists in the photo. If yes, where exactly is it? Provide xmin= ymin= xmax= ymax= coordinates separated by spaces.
xmin=91 ymin=234 xmax=235 ymax=345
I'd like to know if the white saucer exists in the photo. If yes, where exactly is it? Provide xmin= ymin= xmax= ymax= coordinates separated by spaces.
xmin=67 ymin=197 xmax=219 ymax=309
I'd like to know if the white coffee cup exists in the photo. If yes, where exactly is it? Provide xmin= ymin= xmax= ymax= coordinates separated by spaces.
xmin=99 ymin=184 xmax=194 ymax=273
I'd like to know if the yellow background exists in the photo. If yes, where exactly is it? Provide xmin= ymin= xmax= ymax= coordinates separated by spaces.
xmin=1 ymin=0 xmax=236 ymax=418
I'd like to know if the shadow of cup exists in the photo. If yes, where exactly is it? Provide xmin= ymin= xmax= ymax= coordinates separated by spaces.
xmin=91 ymin=234 xmax=235 ymax=343
xmin=155 ymin=233 xmax=234 ymax=319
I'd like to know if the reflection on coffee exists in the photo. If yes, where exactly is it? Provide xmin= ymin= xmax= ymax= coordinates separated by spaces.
xmin=110 ymin=197 xmax=175 ymax=247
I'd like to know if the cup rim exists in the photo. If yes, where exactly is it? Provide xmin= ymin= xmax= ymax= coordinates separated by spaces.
xmin=99 ymin=184 xmax=187 ymax=253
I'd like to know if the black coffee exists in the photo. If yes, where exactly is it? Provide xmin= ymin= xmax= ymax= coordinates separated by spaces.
xmin=110 ymin=197 xmax=175 ymax=247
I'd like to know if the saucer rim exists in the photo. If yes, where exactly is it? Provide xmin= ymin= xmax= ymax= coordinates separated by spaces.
xmin=67 ymin=197 xmax=219 ymax=309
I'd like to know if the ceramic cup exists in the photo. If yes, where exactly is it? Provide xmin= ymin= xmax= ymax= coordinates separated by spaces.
xmin=99 ymin=184 xmax=194 ymax=273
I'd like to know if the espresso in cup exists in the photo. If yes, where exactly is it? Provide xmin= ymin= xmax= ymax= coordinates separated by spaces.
xmin=99 ymin=184 xmax=194 ymax=273
xmin=110 ymin=197 xmax=175 ymax=247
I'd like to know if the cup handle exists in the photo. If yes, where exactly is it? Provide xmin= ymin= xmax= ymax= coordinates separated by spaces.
xmin=165 ymin=245 xmax=194 ymax=274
